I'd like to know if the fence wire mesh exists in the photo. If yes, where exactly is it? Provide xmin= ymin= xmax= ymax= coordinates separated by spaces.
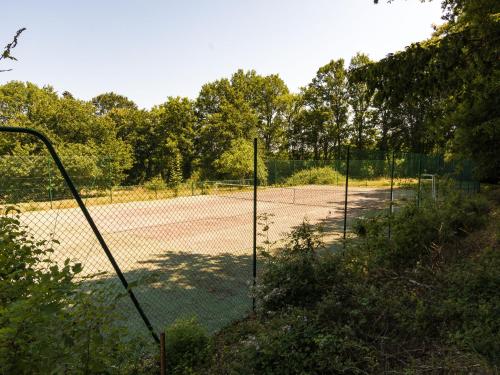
xmin=0 ymin=137 xmax=479 ymax=340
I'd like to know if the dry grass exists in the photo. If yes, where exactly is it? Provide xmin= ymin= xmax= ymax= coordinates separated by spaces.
xmin=3 ymin=178 xmax=417 ymax=213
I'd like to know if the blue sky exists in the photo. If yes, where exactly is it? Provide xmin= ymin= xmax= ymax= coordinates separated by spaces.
xmin=1 ymin=0 xmax=443 ymax=109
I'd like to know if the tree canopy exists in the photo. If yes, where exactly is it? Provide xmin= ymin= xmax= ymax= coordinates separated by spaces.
xmin=1 ymin=1 xmax=497 ymax=182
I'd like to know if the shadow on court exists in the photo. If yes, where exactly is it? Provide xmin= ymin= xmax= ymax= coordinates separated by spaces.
xmin=84 ymin=250 xmax=253 ymax=336
xmin=82 ymin=187 xmax=410 ymax=338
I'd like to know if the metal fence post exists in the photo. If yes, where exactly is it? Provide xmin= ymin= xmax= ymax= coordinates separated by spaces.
xmin=388 ymin=151 xmax=395 ymax=239
xmin=417 ymin=154 xmax=422 ymax=208
xmin=274 ymin=159 xmax=277 ymax=185
xmin=47 ymin=157 xmax=53 ymax=209
xmin=160 ymin=332 xmax=166 ymax=375
xmin=252 ymin=138 xmax=257 ymax=312
xmin=343 ymin=147 xmax=350 ymax=246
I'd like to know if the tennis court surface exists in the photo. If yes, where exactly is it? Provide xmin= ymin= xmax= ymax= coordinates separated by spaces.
xmin=18 ymin=184 xmax=393 ymax=334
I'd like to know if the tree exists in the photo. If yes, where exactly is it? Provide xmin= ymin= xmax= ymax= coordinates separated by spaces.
xmin=347 ymin=53 xmax=377 ymax=150
xmin=215 ymin=138 xmax=268 ymax=183
xmin=150 ymin=97 xmax=196 ymax=181
xmin=303 ymin=59 xmax=349 ymax=160
xmin=364 ymin=0 xmax=500 ymax=181
xmin=195 ymin=70 xmax=290 ymax=170
xmin=104 ymin=107 xmax=152 ymax=183
xmin=91 ymin=92 xmax=138 ymax=116
xmin=169 ymin=151 xmax=183 ymax=193
xmin=254 ymin=74 xmax=289 ymax=153
xmin=195 ymin=75 xmax=259 ymax=177
xmin=0 ymin=82 xmax=134 ymax=194
xmin=281 ymin=93 xmax=306 ymax=158
xmin=230 ymin=70 xmax=290 ymax=153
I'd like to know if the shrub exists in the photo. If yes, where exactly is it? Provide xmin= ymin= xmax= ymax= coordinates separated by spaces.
xmin=222 ymin=309 xmax=377 ymax=375
xmin=284 ymin=166 xmax=343 ymax=186
xmin=165 ymin=317 xmax=210 ymax=374
xmin=211 ymin=189 xmax=497 ymax=373
xmin=0 ymin=208 xmax=155 ymax=374
xmin=144 ymin=175 xmax=167 ymax=191
xmin=350 ymin=192 xmax=490 ymax=271
xmin=254 ymin=220 xmax=324 ymax=313
xmin=438 ymin=246 xmax=500 ymax=365
xmin=255 ymin=220 xmax=352 ymax=315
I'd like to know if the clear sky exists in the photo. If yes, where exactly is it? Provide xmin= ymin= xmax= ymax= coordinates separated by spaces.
xmin=1 ymin=0 xmax=443 ymax=109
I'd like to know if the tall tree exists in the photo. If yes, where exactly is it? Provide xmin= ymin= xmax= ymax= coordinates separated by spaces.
xmin=365 ymin=0 xmax=499 ymax=180
xmin=195 ymin=72 xmax=260 ymax=177
xmin=150 ymin=97 xmax=196 ymax=181
xmin=303 ymin=59 xmax=349 ymax=160
xmin=347 ymin=53 xmax=377 ymax=150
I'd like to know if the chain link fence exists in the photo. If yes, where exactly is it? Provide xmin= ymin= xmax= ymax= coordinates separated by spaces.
xmin=0 ymin=133 xmax=479 ymax=341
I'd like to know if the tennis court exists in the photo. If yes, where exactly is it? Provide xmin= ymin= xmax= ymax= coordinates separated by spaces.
xmin=17 ymin=184 xmax=395 ymax=333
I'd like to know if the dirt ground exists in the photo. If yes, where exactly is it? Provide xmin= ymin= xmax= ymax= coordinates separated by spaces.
xmin=19 ymin=185 xmax=397 ymax=334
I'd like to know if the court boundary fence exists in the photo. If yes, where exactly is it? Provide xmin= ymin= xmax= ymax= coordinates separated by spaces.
xmin=0 ymin=129 xmax=480 ymax=344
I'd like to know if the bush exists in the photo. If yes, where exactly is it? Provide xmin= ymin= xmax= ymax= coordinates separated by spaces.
xmin=255 ymin=220 xmax=353 ymax=317
xmin=217 ymin=309 xmax=377 ymax=375
xmin=165 ymin=317 xmax=210 ymax=374
xmin=144 ymin=175 xmax=167 ymax=191
xmin=0 ymin=208 xmax=155 ymax=374
xmin=351 ymin=192 xmax=490 ymax=271
xmin=438 ymin=246 xmax=500 ymax=365
xmin=284 ymin=166 xmax=343 ymax=186
xmin=211 ymin=189 xmax=497 ymax=373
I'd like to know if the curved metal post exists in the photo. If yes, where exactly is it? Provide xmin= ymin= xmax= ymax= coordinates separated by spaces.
xmin=0 ymin=126 xmax=159 ymax=343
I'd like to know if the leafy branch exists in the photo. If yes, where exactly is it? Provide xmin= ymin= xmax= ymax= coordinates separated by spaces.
xmin=0 ymin=28 xmax=27 ymax=72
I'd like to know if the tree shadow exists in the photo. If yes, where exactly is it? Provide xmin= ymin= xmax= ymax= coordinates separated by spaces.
xmin=83 ymin=250 xmax=253 ymax=337
xmin=81 ymin=188 xmax=414 ymax=339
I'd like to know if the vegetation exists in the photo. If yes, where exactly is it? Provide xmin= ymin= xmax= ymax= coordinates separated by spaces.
xmin=204 ymin=187 xmax=499 ymax=374
xmin=284 ymin=166 xmax=343 ymax=186
xmin=1 ymin=0 xmax=497 ymax=192
xmin=215 ymin=138 xmax=268 ymax=183
xmin=0 ymin=28 xmax=26 ymax=73
xmin=0 ymin=208 xmax=158 ymax=374
xmin=165 ymin=318 xmax=210 ymax=374
xmin=0 ymin=0 xmax=497 ymax=373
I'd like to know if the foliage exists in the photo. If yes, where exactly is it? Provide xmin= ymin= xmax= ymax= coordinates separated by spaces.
xmin=301 ymin=59 xmax=349 ymax=160
xmin=284 ymin=166 xmax=343 ymax=186
xmin=214 ymin=138 xmax=268 ymax=183
xmin=352 ymin=189 xmax=490 ymax=271
xmin=0 ymin=208 xmax=156 ymax=374
xmin=210 ymin=189 xmax=498 ymax=373
xmin=362 ymin=0 xmax=500 ymax=181
xmin=1 ymin=0 xmax=497 ymax=184
xmin=91 ymin=92 xmax=137 ymax=116
xmin=164 ymin=317 xmax=210 ymax=375
xmin=438 ymin=245 xmax=500 ymax=365
xmin=0 ymin=82 xmax=134 ymax=200
xmin=169 ymin=152 xmax=183 ymax=190
xmin=144 ymin=175 xmax=167 ymax=191
xmin=254 ymin=220 xmax=326 ymax=312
